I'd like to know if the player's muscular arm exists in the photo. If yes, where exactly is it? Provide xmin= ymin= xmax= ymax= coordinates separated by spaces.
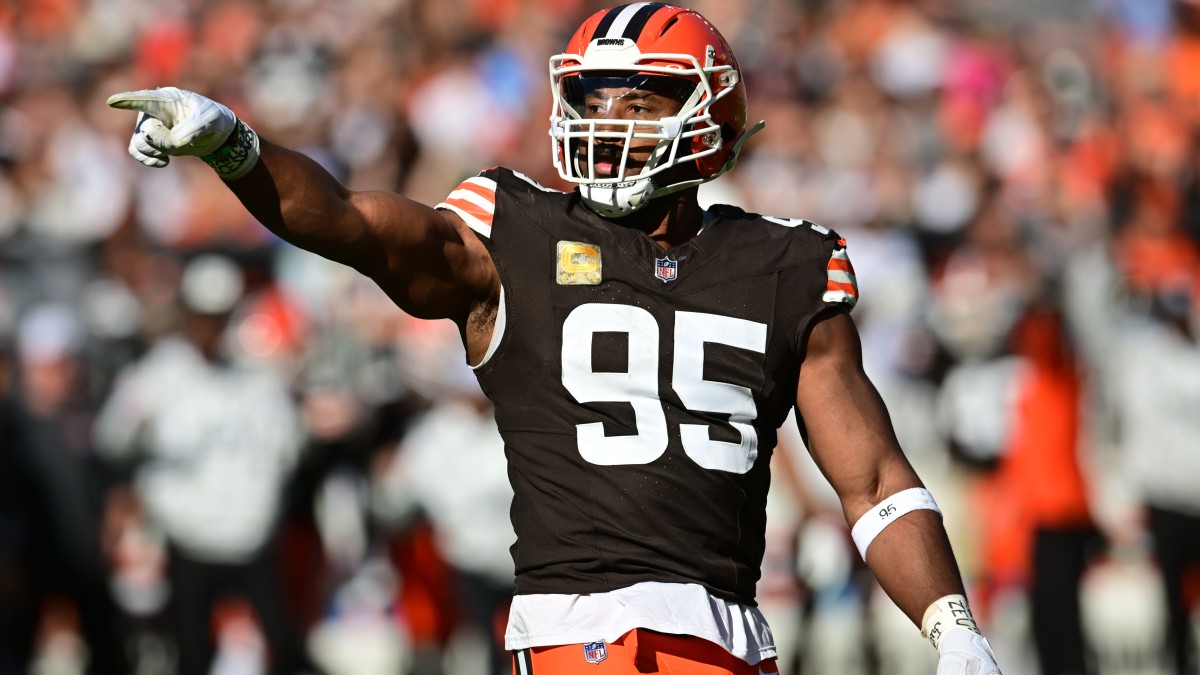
xmin=227 ymin=140 xmax=497 ymax=324
xmin=795 ymin=310 xmax=965 ymax=626
xmin=106 ymin=87 xmax=497 ymax=334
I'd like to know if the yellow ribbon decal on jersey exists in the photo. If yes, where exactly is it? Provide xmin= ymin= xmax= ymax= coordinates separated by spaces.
xmin=557 ymin=241 xmax=602 ymax=285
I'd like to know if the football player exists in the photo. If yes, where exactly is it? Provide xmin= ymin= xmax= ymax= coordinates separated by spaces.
xmin=108 ymin=3 xmax=1003 ymax=674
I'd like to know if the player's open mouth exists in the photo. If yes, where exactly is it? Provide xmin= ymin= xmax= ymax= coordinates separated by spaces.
xmin=579 ymin=151 xmax=645 ymax=178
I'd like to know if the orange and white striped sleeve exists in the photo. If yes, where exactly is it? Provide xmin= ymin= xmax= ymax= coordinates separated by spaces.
xmin=436 ymin=170 xmax=499 ymax=239
xmin=822 ymin=236 xmax=858 ymax=308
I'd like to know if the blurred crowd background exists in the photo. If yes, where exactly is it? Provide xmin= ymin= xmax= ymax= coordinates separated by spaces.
xmin=1 ymin=0 xmax=1200 ymax=674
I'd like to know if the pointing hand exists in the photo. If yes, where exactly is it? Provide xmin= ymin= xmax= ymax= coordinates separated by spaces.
xmin=108 ymin=87 xmax=258 ymax=179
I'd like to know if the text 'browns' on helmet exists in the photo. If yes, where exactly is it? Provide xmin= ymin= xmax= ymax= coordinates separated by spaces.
xmin=549 ymin=3 xmax=765 ymax=217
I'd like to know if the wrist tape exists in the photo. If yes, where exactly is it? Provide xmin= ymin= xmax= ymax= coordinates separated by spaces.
xmin=921 ymin=594 xmax=982 ymax=650
xmin=201 ymin=118 xmax=260 ymax=180
xmin=851 ymin=487 xmax=940 ymax=560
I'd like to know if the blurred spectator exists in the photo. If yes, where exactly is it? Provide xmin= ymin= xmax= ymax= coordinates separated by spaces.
xmin=0 ymin=337 xmax=16 ymax=674
xmin=0 ymin=304 xmax=127 ymax=675
xmin=285 ymin=270 xmax=421 ymax=675
xmin=93 ymin=254 xmax=307 ymax=675
xmin=993 ymin=307 xmax=1099 ymax=675
xmin=1108 ymin=270 xmax=1200 ymax=675
xmin=372 ymin=359 xmax=515 ymax=675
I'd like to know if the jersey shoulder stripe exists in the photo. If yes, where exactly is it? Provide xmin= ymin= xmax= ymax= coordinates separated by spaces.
xmin=823 ymin=240 xmax=858 ymax=307
xmin=758 ymin=213 xmax=858 ymax=308
xmin=436 ymin=169 xmax=563 ymax=238
xmin=437 ymin=175 xmax=498 ymax=238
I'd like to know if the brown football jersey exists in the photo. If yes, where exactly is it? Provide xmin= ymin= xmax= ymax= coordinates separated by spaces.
xmin=437 ymin=167 xmax=857 ymax=605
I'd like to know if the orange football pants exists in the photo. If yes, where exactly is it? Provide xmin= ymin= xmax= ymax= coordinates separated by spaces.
xmin=511 ymin=629 xmax=780 ymax=674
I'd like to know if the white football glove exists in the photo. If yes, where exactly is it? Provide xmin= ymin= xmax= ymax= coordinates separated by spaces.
xmin=107 ymin=87 xmax=259 ymax=179
xmin=937 ymin=627 xmax=1002 ymax=675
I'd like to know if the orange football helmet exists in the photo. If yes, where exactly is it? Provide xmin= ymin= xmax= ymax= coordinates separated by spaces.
xmin=549 ymin=3 xmax=765 ymax=217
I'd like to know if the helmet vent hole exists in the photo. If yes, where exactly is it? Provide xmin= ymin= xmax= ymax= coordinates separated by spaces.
xmin=658 ymin=17 xmax=679 ymax=36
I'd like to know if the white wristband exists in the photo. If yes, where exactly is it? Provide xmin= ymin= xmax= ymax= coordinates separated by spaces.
xmin=850 ymin=487 xmax=940 ymax=560
xmin=921 ymin=594 xmax=981 ymax=650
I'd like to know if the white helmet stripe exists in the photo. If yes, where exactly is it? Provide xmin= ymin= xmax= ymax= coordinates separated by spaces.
xmin=604 ymin=3 xmax=651 ymax=39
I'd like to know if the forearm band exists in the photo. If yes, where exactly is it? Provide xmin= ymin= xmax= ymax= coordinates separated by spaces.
xmin=921 ymin=594 xmax=981 ymax=650
xmin=201 ymin=118 xmax=260 ymax=180
xmin=851 ymin=487 xmax=940 ymax=560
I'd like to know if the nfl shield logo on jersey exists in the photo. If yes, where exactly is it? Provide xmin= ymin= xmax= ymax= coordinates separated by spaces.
xmin=654 ymin=257 xmax=678 ymax=283
xmin=582 ymin=641 xmax=608 ymax=664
